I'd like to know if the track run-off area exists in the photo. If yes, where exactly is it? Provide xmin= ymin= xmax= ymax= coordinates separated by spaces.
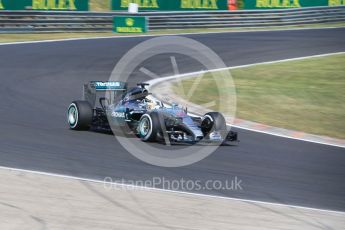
xmin=0 ymin=28 xmax=345 ymax=212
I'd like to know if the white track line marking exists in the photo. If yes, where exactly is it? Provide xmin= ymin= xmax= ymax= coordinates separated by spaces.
xmin=0 ymin=26 xmax=344 ymax=46
xmin=0 ymin=165 xmax=344 ymax=215
xmin=147 ymin=52 xmax=345 ymax=149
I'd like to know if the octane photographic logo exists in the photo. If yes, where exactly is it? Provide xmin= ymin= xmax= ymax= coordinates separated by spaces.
xmin=107 ymin=36 xmax=236 ymax=167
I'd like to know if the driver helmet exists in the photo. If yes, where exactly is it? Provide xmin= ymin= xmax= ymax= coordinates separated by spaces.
xmin=146 ymin=95 xmax=161 ymax=110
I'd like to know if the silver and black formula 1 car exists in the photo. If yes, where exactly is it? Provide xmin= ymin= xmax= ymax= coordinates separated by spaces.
xmin=67 ymin=81 xmax=237 ymax=144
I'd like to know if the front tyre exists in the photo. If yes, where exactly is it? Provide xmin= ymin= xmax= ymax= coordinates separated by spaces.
xmin=67 ymin=101 xmax=93 ymax=130
xmin=201 ymin=112 xmax=227 ymax=140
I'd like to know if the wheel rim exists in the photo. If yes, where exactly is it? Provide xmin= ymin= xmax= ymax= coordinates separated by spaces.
xmin=68 ymin=105 xmax=78 ymax=127
xmin=202 ymin=118 xmax=212 ymax=130
xmin=139 ymin=117 xmax=150 ymax=136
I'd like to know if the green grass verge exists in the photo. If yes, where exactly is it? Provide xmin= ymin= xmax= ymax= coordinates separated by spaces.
xmin=1 ymin=22 xmax=345 ymax=43
xmin=0 ymin=33 xmax=115 ymax=43
xmin=173 ymin=53 xmax=345 ymax=139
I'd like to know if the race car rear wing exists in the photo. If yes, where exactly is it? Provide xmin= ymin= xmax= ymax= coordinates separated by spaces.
xmin=83 ymin=81 xmax=127 ymax=108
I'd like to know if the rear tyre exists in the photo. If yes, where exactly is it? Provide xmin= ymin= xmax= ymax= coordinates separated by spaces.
xmin=67 ymin=101 xmax=93 ymax=130
xmin=138 ymin=112 xmax=163 ymax=142
xmin=201 ymin=112 xmax=227 ymax=138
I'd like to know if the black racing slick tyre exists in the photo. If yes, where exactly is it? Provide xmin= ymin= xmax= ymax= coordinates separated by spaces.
xmin=201 ymin=112 xmax=227 ymax=137
xmin=138 ymin=112 xmax=163 ymax=142
xmin=67 ymin=101 xmax=93 ymax=130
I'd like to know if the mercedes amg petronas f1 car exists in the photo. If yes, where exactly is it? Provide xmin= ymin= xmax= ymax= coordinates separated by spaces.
xmin=67 ymin=81 xmax=237 ymax=144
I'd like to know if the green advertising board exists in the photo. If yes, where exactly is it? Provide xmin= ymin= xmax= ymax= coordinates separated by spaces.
xmin=242 ymin=0 xmax=345 ymax=9
xmin=112 ymin=0 xmax=228 ymax=11
xmin=0 ymin=0 xmax=89 ymax=11
xmin=0 ymin=0 xmax=31 ymax=10
xmin=113 ymin=16 xmax=147 ymax=33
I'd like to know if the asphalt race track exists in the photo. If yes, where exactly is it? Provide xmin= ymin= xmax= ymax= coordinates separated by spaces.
xmin=1 ymin=28 xmax=345 ymax=211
